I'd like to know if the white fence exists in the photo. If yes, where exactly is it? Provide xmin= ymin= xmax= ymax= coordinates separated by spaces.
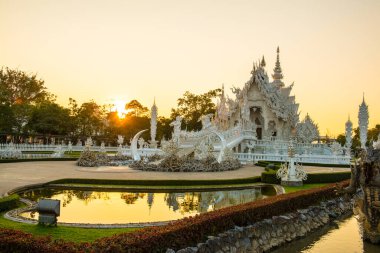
xmin=235 ymin=153 xmax=351 ymax=165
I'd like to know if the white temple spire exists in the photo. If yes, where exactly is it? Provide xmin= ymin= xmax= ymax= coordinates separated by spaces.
xmin=272 ymin=46 xmax=284 ymax=88
xmin=358 ymin=94 xmax=369 ymax=149
xmin=150 ymin=98 xmax=158 ymax=148
xmin=345 ymin=115 xmax=353 ymax=152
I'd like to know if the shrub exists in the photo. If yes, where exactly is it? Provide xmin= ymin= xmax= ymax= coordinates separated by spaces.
xmin=0 ymin=158 xmax=77 ymax=163
xmin=0 ymin=229 xmax=90 ymax=253
xmin=48 ymin=177 xmax=262 ymax=186
xmin=261 ymin=170 xmax=281 ymax=184
xmin=261 ymin=170 xmax=351 ymax=184
xmin=0 ymin=194 xmax=20 ymax=212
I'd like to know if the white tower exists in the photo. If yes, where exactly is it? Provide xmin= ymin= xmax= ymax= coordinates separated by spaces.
xmin=272 ymin=46 xmax=284 ymax=88
xmin=358 ymin=95 xmax=369 ymax=149
xmin=150 ymin=98 xmax=158 ymax=148
xmin=345 ymin=116 xmax=353 ymax=153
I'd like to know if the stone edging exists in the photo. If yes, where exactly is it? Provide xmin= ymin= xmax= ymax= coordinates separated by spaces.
xmin=4 ymin=198 xmax=170 ymax=228
xmin=4 ymin=183 xmax=284 ymax=229
xmin=166 ymin=196 xmax=353 ymax=253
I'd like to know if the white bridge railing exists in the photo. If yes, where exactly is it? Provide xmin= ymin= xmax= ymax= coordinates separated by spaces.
xmin=235 ymin=153 xmax=351 ymax=165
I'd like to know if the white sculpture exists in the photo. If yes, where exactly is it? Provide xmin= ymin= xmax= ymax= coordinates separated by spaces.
xmin=296 ymin=114 xmax=319 ymax=143
xmin=199 ymin=114 xmax=214 ymax=130
xmin=331 ymin=141 xmax=343 ymax=156
xmin=214 ymin=84 xmax=229 ymax=131
xmin=67 ymin=141 xmax=73 ymax=153
xmin=138 ymin=137 xmax=145 ymax=149
xmin=345 ymin=116 xmax=353 ymax=151
xmin=117 ymin=135 xmax=124 ymax=145
xmin=100 ymin=141 xmax=106 ymax=153
xmin=170 ymin=116 xmax=182 ymax=143
xmin=359 ymin=95 xmax=369 ymax=149
xmin=131 ymin=129 xmax=148 ymax=161
xmin=85 ymin=137 xmax=93 ymax=148
xmin=276 ymin=140 xmax=307 ymax=186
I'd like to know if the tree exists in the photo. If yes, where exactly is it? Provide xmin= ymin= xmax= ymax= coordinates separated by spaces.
xmin=27 ymin=101 xmax=72 ymax=137
xmin=0 ymin=67 xmax=51 ymax=105
xmin=76 ymin=101 xmax=106 ymax=138
xmin=336 ymin=134 xmax=346 ymax=146
xmin=170 ymin=88 xmax=221 ymax=131
xmin=0 ymin=67 xmax=54 ymax=140
xmin=125 ymin=100 xmax=148 ymax=117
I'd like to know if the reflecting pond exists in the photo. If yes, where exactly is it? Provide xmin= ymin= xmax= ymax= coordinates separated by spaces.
xmin=271 ymin=215 xmax=380 ymax=253
xmin=20 ymin=186 xmax=277 ymax=224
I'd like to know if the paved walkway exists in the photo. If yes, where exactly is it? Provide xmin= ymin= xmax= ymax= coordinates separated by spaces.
xmin=0 ymin=161 xmax=350 ymax=196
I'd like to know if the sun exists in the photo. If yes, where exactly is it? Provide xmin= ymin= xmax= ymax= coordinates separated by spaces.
xmin=112 ymin=100 xmax=127 ymax=118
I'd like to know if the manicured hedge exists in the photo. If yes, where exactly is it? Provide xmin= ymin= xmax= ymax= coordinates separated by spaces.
xmin=0 ymin=180 xmax=350 ymax=253
xmin=0 ymin=194 xmax=20 ymax=212
xmin=0 ymin=158 xmax=77 ymax=163
xmin=261 ymin=170 xmax=281 ymax=184
xmin=48 ymin=177 xmax=262 ymax=187
xmin=256 ymin=160 xmax=350 ymax=168
xmin=261 ymin=170 xmax=351 ymax=184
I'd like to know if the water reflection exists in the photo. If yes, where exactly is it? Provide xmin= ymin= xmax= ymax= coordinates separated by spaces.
xmin=270 ymin=215 xmax=380 ymax=253
xmin=20 ymin=186 xmax=275 ymax=224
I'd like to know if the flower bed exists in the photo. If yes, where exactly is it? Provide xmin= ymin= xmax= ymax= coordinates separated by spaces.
xmin=0 ymin=180 xmax=349 ymax=253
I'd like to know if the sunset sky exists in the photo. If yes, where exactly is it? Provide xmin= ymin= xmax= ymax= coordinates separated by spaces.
xmin=1 ymin=0 xmax=379 ymax=136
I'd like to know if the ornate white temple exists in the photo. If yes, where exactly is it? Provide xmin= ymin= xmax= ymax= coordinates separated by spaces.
xmin=158 ymin=48 xmax=349 ymax=165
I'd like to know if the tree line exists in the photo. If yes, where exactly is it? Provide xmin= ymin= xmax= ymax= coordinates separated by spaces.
xmin=1 ymin=67 xmax=378 ymax=148
xmin=0 ymin=67 xmax=220 ymax=144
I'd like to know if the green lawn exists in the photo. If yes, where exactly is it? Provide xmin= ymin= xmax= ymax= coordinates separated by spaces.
xmin=0 ymin=204 xmax=138 ymax=243
xmin=282 ymin=183 xmax=327 ymax=193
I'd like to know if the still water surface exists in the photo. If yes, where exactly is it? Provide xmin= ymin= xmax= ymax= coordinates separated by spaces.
xmin=271 ymin=215 xmax=380 ymax=253
xmin=20 ymin=186 xmax=276 ymax=224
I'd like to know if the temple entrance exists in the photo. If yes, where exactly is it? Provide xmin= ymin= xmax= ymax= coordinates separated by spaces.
xmin=256 ymin=128 xmax=262 ymax=140
xmin=250 ymin=106 xmax=264 ymax=140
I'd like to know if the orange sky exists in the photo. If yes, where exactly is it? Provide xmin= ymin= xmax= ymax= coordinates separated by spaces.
xmin=1 ymin=0 xmax=379 ymax=136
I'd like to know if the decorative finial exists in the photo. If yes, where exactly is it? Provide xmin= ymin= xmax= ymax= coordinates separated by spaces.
xmin=260 ymin=56 xmax=266 ymax=67
xmin=272 ymin=46 xmax=284 ymax=87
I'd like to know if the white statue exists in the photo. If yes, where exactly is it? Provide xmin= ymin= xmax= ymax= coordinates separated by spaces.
xmin=170 ymin=116 xmax=182 ymax=142
xmin=199 ymin=114 xmax=213 ymax=130
xmin=117 ymin=135 xmax=124 ymax=146
xmin=85 ymin=137 xmax=93 ymax=147
xmin=100 ymin=141 xmax=106 ymax=153
xmin=138 ymin=137 xmax=145 ymax=149
xmin=67 ymin=141 xmax=73 ymax=152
